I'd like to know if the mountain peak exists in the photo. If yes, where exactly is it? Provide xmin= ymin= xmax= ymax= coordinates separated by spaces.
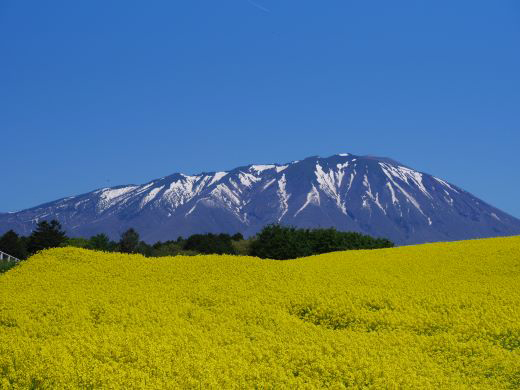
xmin=1 ymin=153 xmax=519 ymax=244
xmin=359 ymin=155 xmax=408 ymax=167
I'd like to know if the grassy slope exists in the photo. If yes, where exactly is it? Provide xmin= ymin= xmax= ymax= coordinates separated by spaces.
xmin=0 ymin=260 xmax=17 ymax=275
xmin=0 ymin=236 xmax=519 ymax=388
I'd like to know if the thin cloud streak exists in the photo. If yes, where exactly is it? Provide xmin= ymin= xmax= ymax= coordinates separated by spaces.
xmin=247 ymin=0 xmax=271 ymax=13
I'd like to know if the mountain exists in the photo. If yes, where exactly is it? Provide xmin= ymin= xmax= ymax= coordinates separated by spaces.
xmin=1 ymin=154 xmax=520 ymax=245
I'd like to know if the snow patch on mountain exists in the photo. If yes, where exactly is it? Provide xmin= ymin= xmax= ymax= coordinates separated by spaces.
xmin=98 ymin=186 xmax=139 ymax=212
xmin=239 ymin=172 xmax=261 ymax=187
xmin=386 ymin=182 xmax=398 ymax=205
xmin=74 ymin=199 xmax=90 ymax=208
xmin=185 ymin=199 xmax=204 ymax=217
xmin=379 ymin=163 xmax=424 ymax=215
xmin=209 ymin=172 xmax=228 ymax=186
xmin=212 ymin=184 xmax=241 ymax=207
xmin=186 ymin=204 xmax=197 ymax=216
xmin=363 ymin=175 xmax=386 ymax=214
xmin=132 ymin=182 xmax=155 ymax=196
xmin=250 ymin=165 xmax=276 ymax=174
xmin=295 ymin=185 xmax=320 ymax=217
xmin=347 ymin=172 xmax=355 ymax=191
xmin=228 ymin=179 xmax=241 ymax=193
xmin=434 ymin=177 xmax=459 ymax=193
xmin=444 ymin=190 xmax=454 ymax=206
xmin=262 ymin=179 xmax=276 ymax=190
xmin=380 ymin=164 xmax=432 ymax=199
xmin=163 ymin=176 xmax=209 ymax=209
xmin=315 ymin=163 xmax=347 ymax=215
xmin=140 ymin=186 xmax=164 ymax=208
xmin=277 ymin=174 xmax=290 ymax=221
xmin=208 ymin=184 xmax=249 ymax=223
xmin=100 ymin=186 xmax=137 ymax=203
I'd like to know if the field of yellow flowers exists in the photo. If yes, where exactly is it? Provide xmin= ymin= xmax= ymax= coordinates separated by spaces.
xmin=1 ymin=236 xmax=519 ymax=388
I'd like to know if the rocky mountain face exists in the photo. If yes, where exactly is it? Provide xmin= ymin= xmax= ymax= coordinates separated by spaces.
xmin=2 ymin=154 xmax=520 ymax=245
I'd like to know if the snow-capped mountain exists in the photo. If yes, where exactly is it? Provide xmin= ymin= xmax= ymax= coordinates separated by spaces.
xmin=2 ymin=154 xmax=520 ymax=245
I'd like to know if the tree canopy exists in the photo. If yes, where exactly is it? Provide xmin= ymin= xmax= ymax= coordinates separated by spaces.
xmin=1 ymin=223 xmax=394 ymax=263
xmin=0 ymin=230 xmax=27 ymax=259
xmin=26 ymin=220 xmax=67 ymax=254
xmin=250 ymin=225 xmax=394 ymax=260
xmin=184 ymin=233 xmax=236 ymax=255
xmin=118 ymin=229 xmax=140 ymax=253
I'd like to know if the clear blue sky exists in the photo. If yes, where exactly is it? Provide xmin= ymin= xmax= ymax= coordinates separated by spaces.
xmin=1 ymin=0 xmax=519 ymax=217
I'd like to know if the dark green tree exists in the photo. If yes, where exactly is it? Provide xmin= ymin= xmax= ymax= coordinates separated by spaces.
xmin=183 ymin=233 xmax=236 ymax=254
xmin=87 ymin=233 xmax=113 ymax=251
xmin=119 ymin=228 xmax=140 ymax=253
xmin=250 ymin=225 xmax=393 ymax=260
xmin=0 ymin=230 xmax=27 ymax=259
xmin=231 ymin=232 xmax=244 ymax=241
xmin=136 ymin=241 xmax=153 ymax=257
xmin=27 ymin=220 xmax=67 ymax=254
xmin=249 ymin=225 xmax=313 ymax=260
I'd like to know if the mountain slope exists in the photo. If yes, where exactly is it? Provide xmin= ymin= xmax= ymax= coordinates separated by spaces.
xmin=1 ymin=154 xmax=519 ymax=244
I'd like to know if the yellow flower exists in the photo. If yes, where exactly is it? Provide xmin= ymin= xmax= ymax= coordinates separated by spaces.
xmin=0 ymin=236 xmax=519 ymax=388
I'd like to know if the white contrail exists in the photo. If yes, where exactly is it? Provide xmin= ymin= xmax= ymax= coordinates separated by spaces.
xmin=247 ymin=0 xmax=271 ymax=13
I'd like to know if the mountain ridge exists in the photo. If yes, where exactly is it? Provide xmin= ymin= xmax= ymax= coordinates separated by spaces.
xmin=2 ymin=153 xmax=519 ymax=245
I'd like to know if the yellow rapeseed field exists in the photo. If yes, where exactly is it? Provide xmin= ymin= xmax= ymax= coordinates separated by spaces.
xmin=1 ymin=236 xmax=519 ymax=389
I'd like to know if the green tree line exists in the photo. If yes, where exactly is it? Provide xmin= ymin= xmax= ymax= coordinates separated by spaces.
xmin=0 ymin=220 xmax=394 ymax=272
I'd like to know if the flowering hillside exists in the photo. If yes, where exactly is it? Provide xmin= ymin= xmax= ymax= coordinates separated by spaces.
xmin=1 ymin=236 xmax=519 ymax=388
